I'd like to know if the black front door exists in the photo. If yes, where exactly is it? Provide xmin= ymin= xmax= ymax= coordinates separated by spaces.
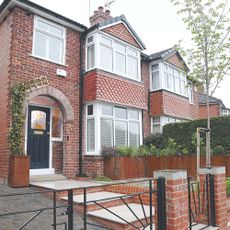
xmin=27 ymin=106 xmax=50 ymax=169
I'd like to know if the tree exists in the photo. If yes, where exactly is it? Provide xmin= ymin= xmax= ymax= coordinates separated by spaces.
xmin=171 ymin=0 xmax=230 ymax=167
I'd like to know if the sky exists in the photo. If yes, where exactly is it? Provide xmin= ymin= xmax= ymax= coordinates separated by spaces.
xmin=0 ymin=0 xmax=229 ymax=107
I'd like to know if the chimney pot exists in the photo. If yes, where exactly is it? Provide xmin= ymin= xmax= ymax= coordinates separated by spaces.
xmin=105 ymin=9 xmax=111 ymax=16
xmin=98 ymin=6 xmax=104 ymax=12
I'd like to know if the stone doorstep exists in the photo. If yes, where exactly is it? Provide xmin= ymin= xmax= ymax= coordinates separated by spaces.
xmin=29 ymin=174 xmax=67 ymax=183
xmin=191 ymin=223 xmax=219 ymax=230
xmin=87 ymin=203 xmax=154 ymax=225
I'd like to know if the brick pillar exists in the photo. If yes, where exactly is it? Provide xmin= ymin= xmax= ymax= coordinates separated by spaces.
xmin=200 ymin=167 xmax=228 ymax=229
xmin=154 ymin=170 xmax=188 ymax=230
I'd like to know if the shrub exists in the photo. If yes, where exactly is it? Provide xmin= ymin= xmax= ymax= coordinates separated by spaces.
xmin=144 ymin=133 xmax=163 ymax=148
xmin=116 ymin=147 xmax=138 ymax=157
xmin=212 ymin=145 xmax=225 ymax=155
xmin=95 ymin=176 xmax=112 ymax=182
xmin=100 ymin=146 xmax=118 ymax=157
xmin=138 ymin=145 xmax=149 ymax=156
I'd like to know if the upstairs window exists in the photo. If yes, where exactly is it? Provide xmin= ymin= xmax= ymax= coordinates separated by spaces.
xmin=33 ymin=17 xmax=65 ymax=64
xmin=151 ymin=64 xmax=160 ymax=90
xmin=86 ymin=34 xmax=141 ymax=81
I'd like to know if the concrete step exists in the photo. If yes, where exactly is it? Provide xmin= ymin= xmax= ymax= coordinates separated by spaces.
xmin=61 ymin=191 xmax=134 ymax=212
xmin=30 ymin=174 xmax=66 ymax=183
xmin=191 ymin=224 xmax=219 ymax=230
xmin=88 ymin=203 xmax=154 ymax=230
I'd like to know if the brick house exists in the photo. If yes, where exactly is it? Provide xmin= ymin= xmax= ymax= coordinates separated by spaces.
xmin=0 ymin=0 xmax=226 ymax=184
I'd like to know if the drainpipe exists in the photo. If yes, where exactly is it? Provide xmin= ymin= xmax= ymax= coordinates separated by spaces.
xmin=77 ymin=32 xmax=86 ymax=177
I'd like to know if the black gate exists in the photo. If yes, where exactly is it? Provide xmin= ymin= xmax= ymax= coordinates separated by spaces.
xmin=188 ymin=174 xmax=216 ymax=230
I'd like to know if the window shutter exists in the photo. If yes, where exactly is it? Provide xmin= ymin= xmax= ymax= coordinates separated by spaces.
xmin=87 ymin=119 xmax=95 ymax=152
xmin=115 ymin=121 xmax=128 ymax=147
xmin=129 ymin=122 xmax=140 ymax=148
xmin=101 ymin=118 xmax=113 ymax=148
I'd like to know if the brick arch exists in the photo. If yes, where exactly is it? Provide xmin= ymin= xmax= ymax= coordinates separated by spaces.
xmin=24 ymin=86 xmax=74 ymax=122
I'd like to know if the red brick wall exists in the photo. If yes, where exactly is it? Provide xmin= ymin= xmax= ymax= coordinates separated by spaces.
xmin=83 ymin=155 xmax=104 ymax=178
xmin=199 ymin=104 xmax=221 ymax=119
xmin=150 ymin=90 xmax=199 ymax=120
xmin=8 ymin=7 xmax=81 ymax=178
xmin=0 ymin=13 xmax=13 ymax=184
xmin=84 ymin=69 xmax=147 ymax=109
xmin=103 ymin=22 xmax=141 ymax=49
xmin=52 ymin=142 xmax=63 ymax=174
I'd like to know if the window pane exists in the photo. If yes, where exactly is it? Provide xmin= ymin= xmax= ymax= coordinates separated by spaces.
xmin=127 ymin=56 xmax=138 ymax=79
xmin=101 ymin=104 xmax=113 ymax=116
xmin=152 ymin=72 xmax=160 ymax=89
xmin=52 ymin=109 xmax=62 ymax=138
xmin=34 ymin=31 xmax=46 ymax=58
xmin=31 ymin=111 xmax=46 ymax=130
xmin=48 ymin=37 xmax=63 ymax=63
xmin=115 ymin=42 xmax=126 ymax=53
xmin=100 ymin=45 xmax=112 ymax=71
xmin=151 ymin=64 xmax=158 ymax=71
xmin=115 ymin=107 xmax=127 ymax=119
xmin=130 ymin=110 xmax=139 ymax=120
xmin=129 ymin=122 xmax=140 ymax=148
xmin=101 ymin=118 xmax=113 ymax=148
xmin=87 ymin=45 xmax=95 ymax=69
xmin=87 ymin=105 xmax=93 ymax=116
xmin=115 ymin=52 xmax=126 ymax=74
xmin=37 ymin=20 xmax=63 ymax=36
xmin=169 ymin=74 xmax=174 ymax=91
xmin=87 ymin=119 xmax=95 ymax=152
xmin=101 ymin=36 xmax=112 ymax=46
xmin=115 ymin=120 xmax=128 ymax=147
xmin=153 ymin=116 xmax=160 ymax=123
xmin=153 ymin=124 xmax=161 ymax=134
xmin=175 ymin=77 xmax=180 ymax=94
xmin=181 ymin=80 xmax=186 ymax=95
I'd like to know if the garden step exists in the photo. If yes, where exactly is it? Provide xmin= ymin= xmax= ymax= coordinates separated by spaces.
xmin=191 ymin=224 xmax=219 ymax=230
xmin=61 ymin=191 xmax=134 ymax=212
xmin=87 ymin=203 xmax=154 ymax=230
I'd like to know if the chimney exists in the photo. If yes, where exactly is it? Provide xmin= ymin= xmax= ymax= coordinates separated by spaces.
xmin=89 ymin=6 xmax=113 ymax=27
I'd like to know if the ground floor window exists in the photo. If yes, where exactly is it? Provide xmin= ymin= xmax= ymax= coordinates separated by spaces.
xmin=152 ymin=115 xmax=187 ymax=134
xmin=86 ymin=103 xmax=142 ymax=154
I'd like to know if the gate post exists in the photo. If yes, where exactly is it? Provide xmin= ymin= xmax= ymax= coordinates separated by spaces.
xmin=200 ymin=167 xmax=228 ymax=229
xmin=157 ymin=177 xmax=166 ymax=230
xmin=154 ymin=170 xmax=188 ymax=230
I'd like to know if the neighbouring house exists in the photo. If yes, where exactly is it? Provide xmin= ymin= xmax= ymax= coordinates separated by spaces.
xmin=0 ymin=0 xmax=228 ymax=184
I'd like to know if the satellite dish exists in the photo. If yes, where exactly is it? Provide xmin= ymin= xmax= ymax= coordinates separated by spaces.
xmin=104 ymin=0 xmax=115 ymax=9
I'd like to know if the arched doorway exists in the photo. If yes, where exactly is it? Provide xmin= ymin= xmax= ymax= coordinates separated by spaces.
xmin=24 ymin=86 xmax=74 ymax=175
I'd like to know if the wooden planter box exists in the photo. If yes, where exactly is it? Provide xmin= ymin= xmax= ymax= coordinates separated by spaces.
xmin=8 ymin=155 xmax=30 ymax=188
xmin=104 ymin=156 xmax=146 ymax=180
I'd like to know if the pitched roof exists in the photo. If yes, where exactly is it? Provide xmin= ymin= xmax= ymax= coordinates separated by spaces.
xmin=199 ymin=93 xmax=225 ymax=107
xmin=88 ymin=15 xmax=146 ymax=50
xmin=0 ymin=0 xmax=87 ymax=31
xmin=148 ymin=47 xmax=189 ymax=71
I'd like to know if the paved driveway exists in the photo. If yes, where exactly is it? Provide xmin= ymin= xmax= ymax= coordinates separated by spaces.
xmin=0 ymin=185 xmax=97 ymax=230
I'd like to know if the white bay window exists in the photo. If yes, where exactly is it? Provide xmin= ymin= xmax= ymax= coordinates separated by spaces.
xmin=86 ymin=103 xmax=142 ymax=154
xmin=86 ymin=33 xmax=141 ymax=81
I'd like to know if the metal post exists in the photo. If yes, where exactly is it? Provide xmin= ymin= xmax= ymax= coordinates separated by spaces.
xmin=53 ymin=191 xmax=57 ymax=230
xmin=149 ymin=180 xmax=153 ymax=230
xmin=209 ymin=174 xmax=216 ymax=226
xmin=157 ymin=177 xmax=166 ymax=230
xmin=68 ymin=189 xmax=73 ymax=230
xmin=197 ymin=128 xmax=201 ymax=182
xmin=188 ymin=177 xmax=192 ymax=230
xmin=83 ymin=188 xmax=87 ymax=230
xmin=205 ymin=174 xmax=210 ymax=226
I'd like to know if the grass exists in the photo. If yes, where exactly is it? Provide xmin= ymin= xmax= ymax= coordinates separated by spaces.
xmin=227 ymin=178 xmax=230 ymax=196
xmin=94 ymin=176 xmax=112 ymax=182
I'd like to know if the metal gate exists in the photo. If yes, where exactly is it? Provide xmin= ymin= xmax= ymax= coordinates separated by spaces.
xmin=188 ymin=174 xmax=216 ymax=230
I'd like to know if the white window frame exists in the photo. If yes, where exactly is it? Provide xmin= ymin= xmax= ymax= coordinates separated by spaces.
xmin=85 ymin=103 xmax=142 ymax=155
xmin=150 ymin=61 xmax=189 ymax=98
xmin=86 ymin=32 xmax=141 ymax=81
xmin=32 ymin=16 xmax=66 ymax=65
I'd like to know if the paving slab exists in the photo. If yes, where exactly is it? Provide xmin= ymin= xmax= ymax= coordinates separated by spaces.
xmin=191 ymin=223 xmax=219 ymax=230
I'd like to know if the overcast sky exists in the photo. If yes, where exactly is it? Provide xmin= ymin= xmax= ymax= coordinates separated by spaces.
xmin=0 ymin=0 xmax=229 ymax=107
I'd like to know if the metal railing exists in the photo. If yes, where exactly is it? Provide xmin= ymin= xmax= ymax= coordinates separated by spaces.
xmin=0 ymin=177 xmax=166 ymax=230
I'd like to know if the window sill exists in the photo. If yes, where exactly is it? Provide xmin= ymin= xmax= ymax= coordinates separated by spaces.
xmin=30 ymin=54 xmax=67 ymax=67
xmin=85 ymin=153 xmax=101 ymax=156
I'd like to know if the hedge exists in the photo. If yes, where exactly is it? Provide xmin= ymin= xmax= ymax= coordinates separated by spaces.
xmin=162 ymin=116 xmax=230 ymax=154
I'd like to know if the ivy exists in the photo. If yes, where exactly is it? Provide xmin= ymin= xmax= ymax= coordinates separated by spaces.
xmin=9 ymin=83 xmax=27 ymax=155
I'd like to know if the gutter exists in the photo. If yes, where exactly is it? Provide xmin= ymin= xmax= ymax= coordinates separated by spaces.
xmin=77 ymin=32 xmax=86 ymax=177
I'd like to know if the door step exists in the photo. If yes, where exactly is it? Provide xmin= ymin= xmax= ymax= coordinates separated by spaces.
xmin=87 ymin=203 xmax=154 ymax=230
xmin=191 ymin=224 xmax=219 ymax=230
xmin=61 ymin=191 xmax=134 ymax=212
xmin=30 ymin=174 xmax=66 ymax=183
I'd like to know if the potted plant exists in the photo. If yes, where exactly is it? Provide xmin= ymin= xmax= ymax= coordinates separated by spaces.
xmin=8 ymin=82 xmax=30 ymax=188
